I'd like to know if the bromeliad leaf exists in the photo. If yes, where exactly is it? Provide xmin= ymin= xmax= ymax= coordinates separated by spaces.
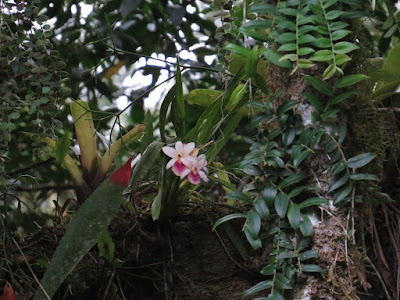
xmin=212 ymin=213 xmax=247 ymax=231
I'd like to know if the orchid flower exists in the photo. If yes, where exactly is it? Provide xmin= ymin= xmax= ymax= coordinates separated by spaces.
xmin=182 ymin=154 xmax=209 ymax=185
xmin=162 ymin=141 xmax=197 ymax=177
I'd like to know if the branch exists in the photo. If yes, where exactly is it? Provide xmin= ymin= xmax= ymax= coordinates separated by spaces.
xmin=10 ymin=183 xmax=76 ymax=192
xmin=5 ymin=159 xmax=53 ymax=176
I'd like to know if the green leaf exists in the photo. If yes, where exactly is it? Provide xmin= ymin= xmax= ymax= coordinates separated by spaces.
xmin=331 ymin=29 xmax=351 ymax=41
xmin=333 ymin=42 xmax=360 ymax=54
xmin=277 ymin=100 xmax=298 ymax=115
xmin=314 ymin=37 xmax=331 ymax=48
xmin=241 ymin=19 xmax=272 ymax=29
xmin=42 ymin=86 xmax=51 ymax=94
xmin=326 ymin=10 xmax=345 ymax=20
xmin=301 ymin=264 xmax=324 ymax=272
xmin=246 ymin=209 xmax=261 ymax=238
xmin=33 ymin=180 xmax=126 ymax=299
xmin=287 ymin=203 xmax=301 ymax=229
xmin=247 ymin=4 xmax=276 ymax=14
xmin=239 ymin=27 xmax=269 ymax=41
xmin=260 ymin=264 xmax=275 ymax=276
xmin=330 ymin=21 xmax=349 ymax=31
xmin=275 ymin=32 xmax=296 ymax=43
xmin=279 ymin=173 xmax=307 ymax=189
xmin=299 ymin=249 xmax=320 ymax=261
xmin=275 ymin=192 xmax=289 ymax=218
xmin=279 ymin=53 xmax=298 ymax=62
xmin=346 ymin=153 xmax=376 ymax=168
xmin=333 ymin=184 xmax=352 ymax=205
xmin=298 ymin=47 xmax=315 ymax=55
xmin=298 ymin=197 xmax=329 ymax=209
xmin=293 ymin=149 xmax=311 ymax=168
xmin=288 ymin=185 xmax=320 ymax=198
xmin=224 ymin=43 xmax=251 ymax=57
xmin=297 ymin=59 xmax=315 ymax=69
xmin=9 ymin=111 xmax=20 ymax=119
xmin=274 ymin=273 xmax=292 ymax=289
xmin=331 ymin=162 xmax=345 ymax=176
xmin=263 ymin=49 xmax=293 ymax=69
xmin=159 ymin=86 xmax=175 ymax=142
xmin=242 ymin=280 xmax=273 ymax=298
xmin=327 ymin=90 xmax=357 ymax=106
xmin=350 ymin=173 xmax=379 ymax=181
xmin=55 ymin=132 xmax=71 ymax=163
xmin=336 ymin=74 xmax=368 ymax=88
xmin=329 ymin=172 xmax=350 ymax=193
xmin=299 ymin=215 xmax=313 ymax=236
xmin=244 ymin=226 xmax=262 ymax=250
xmin=254 ymin=198 xmax=270 ymax=220
xmin=304 ymin=75 xmax=333 ymax=96
xmin=304 ymin=92 xmax=324 ymax=111
xmin=298 ymin=34 xmax=316 ymax=44
xmin=309 ymin=50 xmax=333 ymax=62
xmin=278 ymin=43 xmax=297 ymax=52
xmin=212 ymin=213 xmax=247 ymax=231
xmin=97 ymin=230 xmax=115 ymax=263
xmin=151 ymin=186 xmax=163 ymax=221
xmin=263 ymin=186 xmax=278 ymax=204
xmin=298 ymin=25 xmax=316 ymax=35
xmin=323 ymin=64 xmax=336 ymax=80
xmin=335 ymin=54 xmax=351 ymax=66
xmin=266 ymin=290 xmax=285 ymax=300
xmin=225 ymin=191 xmax=252 ymax=203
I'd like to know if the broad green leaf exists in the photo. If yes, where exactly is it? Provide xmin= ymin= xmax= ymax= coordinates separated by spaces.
xmin=275 ymin=192 xmax=289 ymax=218
xmin=327 ymin=90 xmax=357 ymax=106
xmin=33 ymin=179 xmax=126 ymax=299
xmin=336 ymin=74 xmax=368 ymax=88
xmin=151 ymin=186 xmax=163 ymax=220
xmin=279 ymin=53 xmax=298 ymax=62
xmin=298 ymin=25 xmax=316 ymax=35
xmin=298 ymin=59 xmax=315 ymax=69
xmin=299 ymin=215 xmax=313 ymax=236
xmin=330 ymin=21 xmax=349 ymax=31
xmin=298 ymin=34 xmax=316 ymax=44
xmin=263 ymin=186 xmax=278 ymax=204
xmin=326 ymin=10 xmax=345 ymax=20
xmin=304 ymin=75 xmax=333 ymax=96
xmin=309 ymin=50 xmax=333 ymax=61
xmin=245 ymin=47 xmax=261 ymax=78
xmin=304 ymin=92 xmax=324 ymax=111
xmin=279 ymin=173 xmax=307 ymax=189
xmin=288 ymin=185 xmax=320 ymax=198
xmin=287 ymin=203 xmax=301 ymax=229
xmin=224 ymin=43 xmax=251 ymax=57
xmin=263 ymin=48 xmax=293 ymax=68
xmin=97 ymin=230 xmax=115 ymax=263
xmin=228 ymin=84 xmax=247 ymax=108
xmin=333 ymin=42 xmax=359 ymax=54
xmin=323 ymin=64 xmax=337 ymax=80
xmin=301 ymin=264 xmax=324 ymax=272
xmin=186 ymin=89 xmax=222 ymax=107
xmin=282 ymin=128 xmax=296 ymax=146
xmin=274 ymin=273 xmax=292 ymax=289
xmin=247 ymin=4 xmax=276 ymax=14
xmin=350 ymin=173 xmax=379 ymax=181
xmin=331 ymin=29 xmax=351 ymax=41
xmin=244 ymin=227 xmax=262 ymax=250
xmin=277 ymin=100 xmax=298 ymax=115
xmin=212 ymin=213 xmax=247 ymax=231
xmin=293 ymin=149 xmax=311 ymax=168
xmin=260 ymin=264 xmax=275 ymax=276
xmin=278 ymin=43 xmax=297 ymax=52
xmin=298 ymin=47 xmax=315 ymax=56
xmin=239 ymin=27 xmax=269 ymax=41
xmin=246 ymin=209 xmax=261 ymax=238
xmin=299 ymin=249 xmax=320 ymax=261
xmin=225 ymin=191 xmax=252 ymax=203
xmin=242 ymin=280 xmax=273 ymax=298
xmin=254 ymin=198 xmax=270 ymax=220
xmin=241 ymin=19 xmax=272 ymax=29
xmin=333 ymin=184 xmax=352 ymax=205
xmin=335 ymin=53 xmax=351 ymax=65
xmin=329 ymin=172 xmax=350 ymax=193
xmin=55 ymin=132 xmax=71 ymax=163
xmin=314 ymin=37 xmax=331 ymax=48
xmin=298 ymin=197 xmax=329 ymax=209
xmin=275 ymin=32 xmax=296 ymax=43
xmin=346 ymin=153 xmax=376 ymax=168
xmin=377 ymin=43 xmax=400 ymax=88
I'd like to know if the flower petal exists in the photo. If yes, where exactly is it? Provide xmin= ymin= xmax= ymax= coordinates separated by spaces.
xmin=181 ymin=156 xmax=197 ymax=167
xmin=175 ymin=141 xmax=183 ymax=153
xmin=183 ymin=142 xmax=195 ymax=156
xmin=172 ymin=160 xmax=188 ymax=176
xmin=180 ymin=168 xmax=190 ymax=179
xmin=199 ymin=171 xmax=209 ymax=182
xmin=162 ymin=146 xmax=177 ymax=158
xmin=166 ymin=158 xmax=177 ymax=169
xmin=188 ymin=171 xmax=201 ymax=185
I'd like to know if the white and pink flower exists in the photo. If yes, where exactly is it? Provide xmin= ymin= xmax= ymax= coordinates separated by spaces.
xmin=162 ymin=142 xmax=209 ymax=184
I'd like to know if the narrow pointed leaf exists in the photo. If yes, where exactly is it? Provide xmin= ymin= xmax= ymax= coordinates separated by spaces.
xmin=298 ymin=197 xmax=329 ymax=209
xmin=275 ymin=192 xmax=289 ymax=218
xmin=346 ymin=153 xmax=376 ymax=168
xmin=350 ymin=173 xmax=379 ymax=181
xmin=336 ymin=74 xmax=368 ymax=88
xmin=287 ymin=203 xmax=301 ymax=229
xmin=304 ymin=76 xmax=333 ymax=96
xmin=263 ymin=49 xmax=293 ymax=68
xmin=301 ymin=264 xmax=324 ymax=272
xmin=299 ymin=215 xmax=313 ymax=236
xmin=242 ymin=280 xmax=273 ymax=298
